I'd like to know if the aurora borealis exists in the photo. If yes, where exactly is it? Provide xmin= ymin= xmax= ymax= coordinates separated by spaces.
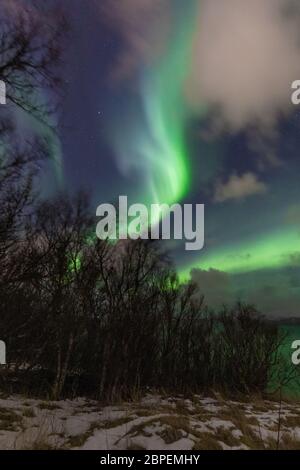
xmin=107 ymin=0 xmax=200 ymax=228
xmin=5 ymin=0 xmax=300 ymax=317
xmin=180 ymin=228 xmax=300 ymax=280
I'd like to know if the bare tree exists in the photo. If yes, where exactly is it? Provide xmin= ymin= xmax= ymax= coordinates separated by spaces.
xmin=0 ymin=2 xmax=66 ymax=121
xmin=216 ymin=303 xmax=283 ymax=394
xmin=0 ymin=2 xmax=66 ymax=390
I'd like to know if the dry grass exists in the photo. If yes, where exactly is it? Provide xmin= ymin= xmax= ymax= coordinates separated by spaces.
xmin=133 ymin=408 xmax=156 ymax=418
xmin=213 ymin=427 xmax=241 ymax=447
xmin=0 ymin=407 xmax=23 ymax=431
xmin=14 ymin=413 xmax=65 ymax=450
xmin=281 ymin=415 xmax=300 ymax=427
xmin=3 ymin=393 xmax=300 ymax=450
xmin=216 ymin=406 xmax=265 ymax=449
xmin=158 ymin=426 xmax=183 ymax=444
xmin=246 ymin=416 xmax=260 ymax=426
xmin=193 ymin=432 xmax=223 ymax=450
xmin=100 ymin=416 xmax=133 ymax=430
xmin=175 ymin=399 xmax=192 ymax=416
xmin=265 ymin=433 xmax=300 ymax=450
xmin=278 ymin=433 xmax=300 ymax=450
xmin=67 ymin=420 xmax=106 ymax=448
xmin=38 ymin=402 xmax=61 ymax=411
xmin=22 ymin=440 xmax=57 ymax=450
xmin=120 ymin=414 xmax=191 ymax=446
xmin=127 ymin=443 xmax=146 ymax=450
xmin=68 ymin=432 xmax=91 ymax=448
xmin=22 ymin=408 xmax=36 ymax=418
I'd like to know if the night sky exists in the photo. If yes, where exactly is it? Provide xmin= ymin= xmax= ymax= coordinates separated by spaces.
xmin=7 ymin=0 xmax=300 ymax=317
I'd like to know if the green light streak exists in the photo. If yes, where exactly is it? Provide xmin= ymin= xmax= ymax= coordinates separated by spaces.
xmin=180 ymin=228 xmax=300 ymax=281
xmin=68 ymin=255 xmax=81 ymax=273
xmin=110 ymin=1 xmax=201 ymax=230
xmin=141 ymin=1 xmax=200 ymax=217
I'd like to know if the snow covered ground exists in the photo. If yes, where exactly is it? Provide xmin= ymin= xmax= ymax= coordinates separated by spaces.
xmin=0 ymin=393 xmax=300 ymax=450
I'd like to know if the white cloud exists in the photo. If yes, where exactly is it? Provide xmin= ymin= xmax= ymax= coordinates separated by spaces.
xmin=214 ymin=172 xmax=267 ymax=202
xmin=96 ymin=0 xmax=170 ymax=81
xmin=186 ymin=0 xmax=300 ymax=131
xmin=98 ymin=0 xmax=300 ymax=158
xmin=191 ymin=267 xmax=300 ymax=317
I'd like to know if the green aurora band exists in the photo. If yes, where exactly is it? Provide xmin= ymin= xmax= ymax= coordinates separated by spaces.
xmin=140 ymin=3 xmax=197 ymax=209
xmin=110 ymin=0 xmax=202 ymax=230
xmin=180 ymin=227 xmax=300 ymax=281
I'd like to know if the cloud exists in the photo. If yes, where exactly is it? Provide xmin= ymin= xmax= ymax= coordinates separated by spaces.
xmin=96 ymin=0 xmax=170 ymax=81
xmin=98 ymin=0 xmax=300 ymax=135
xmin=288 ymin=252 xmax=300 ymax=265
xmin=214 ymin=172 xmax=268 ymax=203
xmin=0 ymin=0 xmax=24 ymax=15
xmin=186 ymin=0 xmax=300 ymax=131
xmin=286 ymin=204 xmax=300 ymax=224
xmin=0 ymin=1 xmax=56 ymax=31
xmin=190 ymin=267 xmax=300 ymax=317
xmin=190 ymin=268 xmax=233 ymax=306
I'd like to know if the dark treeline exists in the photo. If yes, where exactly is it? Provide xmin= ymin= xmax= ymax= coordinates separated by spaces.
xmin=0 ymin=3 xmax=296 ymax=402
xmin=0 ymin=183 xmax=293 ymax=400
